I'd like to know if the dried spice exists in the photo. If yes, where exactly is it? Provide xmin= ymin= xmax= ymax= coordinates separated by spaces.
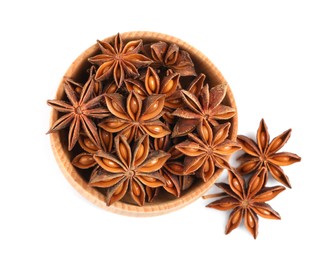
xmin=90 ymin=135 xmax=169 ymax=206
xmin=47 ymin=33 xmax=238 ymax=208
xmin=176 ymin=121 xmax=241 ymax=181
xmin=125 ymin=67 xmax=180 ymax=99
xmin=99 ymin=91 xmax=171 ymax=142
xmin=172 ymin=83 xmax=236 ymax=137
xmin=47 ymin=74 xmax=110 ymax=151
xmin=88 ymin=33 xmax=153 ymax=87
xmin=205 ymin=168 xmax=285 ymax=239
xmin=237 ymin=119 xmax=301 ymax=188
xmin=124 ymin=67 xmax=182 ymax=124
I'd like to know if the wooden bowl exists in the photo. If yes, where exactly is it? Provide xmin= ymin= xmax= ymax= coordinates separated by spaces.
xmin=49 ymin=31 xmax=238 ymax=216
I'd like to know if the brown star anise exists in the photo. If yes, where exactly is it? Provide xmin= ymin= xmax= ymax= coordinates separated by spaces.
xmin=175 ymin=121 xmax=241 ymax=182
xmin=143 ymin=41 xmax=196 ymax=77
xmin=205 ymin=168 xmax=285 ymax=239
xmin=124 ymin=67 xmax=182 ymax=124
xmin=237 ymin=119 xmax=301 ymax=188
xmin=72 ymin=129 xmax=113 ymax=169
xmin=88 ymin=33 xmax=153 ymax=87
xmin=47 ymin=74 xmax=110 ymax=150
xmin=89 ymin=134 xmax=169 ymax=206
xmin=172 ymin=83 xmax=236 ymax=137
xmin=99 ymin=91 xmax=170 ymax=142
xmin=124 ymin=66 xmax=180 ymax=100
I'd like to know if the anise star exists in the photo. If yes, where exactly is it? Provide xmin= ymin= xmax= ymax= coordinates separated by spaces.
xmin=88 ymin=33 xmax=153 ymax=87
xmin=47 ymin=75 xmax=110 ymax=151
xmin=175 ymin=121 xmax=241 ymax=182
xmin=206 ymin=168 xmax=285 ymax=239
xmin=237 ymin=119 xmax=301 ymax=188
xmin=124 ymin=66 xmax=180 ymax=101
xmin=125 ymin=67 xmax=182 ymax=124
xmin=90 ymin=135 xmax=170 ymax=206
xmin=172 ymin=83 xmax=236 ymax=137
xmin=99 ymin=91 xmax=171 ymax=142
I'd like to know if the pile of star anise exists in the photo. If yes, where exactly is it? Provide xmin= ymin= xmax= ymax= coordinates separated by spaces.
xmin=47 ymin=33 xmax=239 ymax=206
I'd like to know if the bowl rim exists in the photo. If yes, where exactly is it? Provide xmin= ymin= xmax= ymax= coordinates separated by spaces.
xmin=49 ymin=31 xmax=238 ymax=217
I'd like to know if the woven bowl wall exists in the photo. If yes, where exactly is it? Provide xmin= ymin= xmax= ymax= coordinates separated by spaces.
xmin=49 ymin=31 xmax=238 ymax=216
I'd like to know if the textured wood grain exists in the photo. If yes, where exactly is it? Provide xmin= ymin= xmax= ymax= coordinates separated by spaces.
xmin=49 ymin=31 xmax=238 ymax=217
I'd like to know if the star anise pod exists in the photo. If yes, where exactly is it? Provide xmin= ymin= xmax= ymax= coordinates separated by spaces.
xmin=237 ymin=119 xmax=301 ymax=188
xmin=124 ymin=66 xmax=180 ymax=100
xmin=90 ymin=135 xmax=169 ymax=206
xmin=99 ymin=91 xmax=171 ymax=142
xmin=124 ymin=67 xmax=182 ymax=124
xmin=205 ymin=168 xmax=285 ymax=239
xmin=47 ymin=74 xmax=110 ymax=151
xmin=175 ymin=121 xmax=241 ymax=182
xmin=72 ymin=129 xmax=113 ymax=169
xmin=88 ymin=33 xmax=153 ymax=87
xmin=144 ymin=41 xmax=197 ymax=77
xmin=172 ymin=83 xmax=236 ymax=137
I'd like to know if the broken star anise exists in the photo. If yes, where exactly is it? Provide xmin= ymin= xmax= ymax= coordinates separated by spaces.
xmin=237 ymin=119 xmax=301 ymax=188
xmin=144 ymin=41 xmax=197 ymax=77
xmin=47 ymin=74 xmax=110 ymax=151
xmin=89 ymin=134 xmax=170 ymax=206
xmin=175 ymin=121 xmax=241 ymax=182
xmin=205 ymin=167 xmax=285 ymax=239
xmin=88 ymin=33 xmax=153 ymax=87
xmin=172 ymin=83 xmax=236 ymax=137
xmin=99 ymin=91 xmax=170 ymax=142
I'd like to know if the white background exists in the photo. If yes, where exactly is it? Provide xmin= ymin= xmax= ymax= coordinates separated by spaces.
xmin=1 ymin=0 xmax=330 ymax=259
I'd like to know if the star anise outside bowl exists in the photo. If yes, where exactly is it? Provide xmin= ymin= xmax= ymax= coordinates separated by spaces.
xmin=49 ymin=31 xmax=238 ymax=216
